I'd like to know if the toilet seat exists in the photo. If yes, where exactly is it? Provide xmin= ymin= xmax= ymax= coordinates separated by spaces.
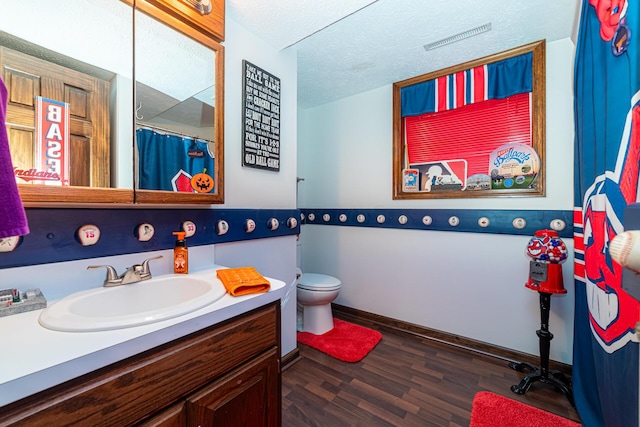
xmin=297 ymin=273 xmax=342 ymax=292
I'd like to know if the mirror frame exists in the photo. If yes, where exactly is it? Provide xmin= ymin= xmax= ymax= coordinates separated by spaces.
xmin=18 ymin=186 xmax=134 ymax=205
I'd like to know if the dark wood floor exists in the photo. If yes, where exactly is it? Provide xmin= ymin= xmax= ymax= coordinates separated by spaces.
xmin=282 ymin=320 xmax=581 ymax=426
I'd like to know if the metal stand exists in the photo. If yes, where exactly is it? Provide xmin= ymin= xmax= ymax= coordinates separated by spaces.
xmin=509 ymin=291 xmax=575 ymax=407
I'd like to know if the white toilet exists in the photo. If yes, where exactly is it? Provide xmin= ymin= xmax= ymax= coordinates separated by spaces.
xmin=296 ymin=273 xmax=342 ymax=335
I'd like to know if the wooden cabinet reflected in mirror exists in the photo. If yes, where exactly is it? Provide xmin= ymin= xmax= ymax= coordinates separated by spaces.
xmin=1 ymin=0 xmax=224 ymax=206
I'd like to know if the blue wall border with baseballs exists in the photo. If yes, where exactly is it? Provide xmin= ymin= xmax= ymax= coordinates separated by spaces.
xmin=0 ymin=208 xmax=573 ymax=270
xmin=300 ymin=208 xmax=574 ymax=238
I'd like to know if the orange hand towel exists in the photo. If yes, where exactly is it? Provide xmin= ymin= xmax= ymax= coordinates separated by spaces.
xmin=216 ymin=267 xmax=271 ymax=296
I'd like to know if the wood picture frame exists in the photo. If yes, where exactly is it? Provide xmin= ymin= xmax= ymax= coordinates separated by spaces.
xmin=392 ymin=40 xmax=546 ymax=199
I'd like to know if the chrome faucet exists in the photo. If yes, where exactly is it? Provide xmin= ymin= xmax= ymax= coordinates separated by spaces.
xmin=87 ymin=256 xmax=163 ymax=287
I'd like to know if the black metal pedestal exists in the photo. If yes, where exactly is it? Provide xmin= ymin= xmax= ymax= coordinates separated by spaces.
xmin=509 ymin=291 xmax=575 ymax=407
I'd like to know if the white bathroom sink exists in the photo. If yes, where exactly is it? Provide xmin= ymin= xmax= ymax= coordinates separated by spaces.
xmin=39 ymin=274 xmax=227 ymax=332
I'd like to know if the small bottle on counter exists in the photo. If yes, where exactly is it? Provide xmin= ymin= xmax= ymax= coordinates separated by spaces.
xmin=172 ymin=231 xmax=188 ymax=274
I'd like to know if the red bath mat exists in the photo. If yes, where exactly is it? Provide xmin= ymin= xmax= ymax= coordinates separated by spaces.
xmin=470 ymin=391 xmax=581 ymax=427
xmin=297 ymin=318 xmax=382 ymax=362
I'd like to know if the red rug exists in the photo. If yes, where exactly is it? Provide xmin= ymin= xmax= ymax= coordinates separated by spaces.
xmin=470 ymin=392 xmax=581 ymax=427
xmin=297 ymin=318 xmax=382 ymax=362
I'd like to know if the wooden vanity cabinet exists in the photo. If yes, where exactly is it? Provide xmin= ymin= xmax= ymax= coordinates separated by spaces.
xmin=0 ymin=302 xmax=281 ymax=427
xmin=186 ymin=348 xmax=279 ymax=426
xmin=139 ymin=348 xmax=279 ymax=427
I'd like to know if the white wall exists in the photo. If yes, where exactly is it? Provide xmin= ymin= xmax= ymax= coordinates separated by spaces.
xmin=297 ymin=38 xmax=576 ymax=364
xmin=219 ymin=15 xmax=299 ymax=355
xmin=214 ymin=236 xmax=298 ymax=355
xmin=223 ymin=17 xmax=297 ymax=209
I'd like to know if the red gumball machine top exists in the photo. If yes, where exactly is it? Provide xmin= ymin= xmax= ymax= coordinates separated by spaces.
xmin=525 ymin=229 xmax=567 ymax=294
xmin=525 ymin=229 xmax=568 ymax=264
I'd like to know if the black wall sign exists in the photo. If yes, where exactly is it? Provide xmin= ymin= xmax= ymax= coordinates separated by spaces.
xmin=242 ymin=60 xmax=281 ymax=171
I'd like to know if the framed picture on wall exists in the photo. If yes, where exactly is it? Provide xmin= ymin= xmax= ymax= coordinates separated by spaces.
xmin=392 ymin=40 xmax=546 ymax=199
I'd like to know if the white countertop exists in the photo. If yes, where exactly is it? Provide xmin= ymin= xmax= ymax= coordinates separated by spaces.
xmin=0 ymin=265 xmax=286 ymax=407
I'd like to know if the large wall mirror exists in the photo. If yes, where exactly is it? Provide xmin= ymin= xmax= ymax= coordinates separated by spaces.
xmin=134 ymin=0 xmax=224 ymax=204
xmin=1 ymin=0 xmax=224 ymax=205
xmin=1 ymin=0 xmax=134 ymax=204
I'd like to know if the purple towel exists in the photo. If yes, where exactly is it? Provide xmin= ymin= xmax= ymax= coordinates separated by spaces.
xmin=0 ymin=76 xmax=29 ymax=238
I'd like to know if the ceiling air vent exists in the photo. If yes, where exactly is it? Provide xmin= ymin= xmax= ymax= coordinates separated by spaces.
xmin=423 ymin=22 xmax=492 ymax=52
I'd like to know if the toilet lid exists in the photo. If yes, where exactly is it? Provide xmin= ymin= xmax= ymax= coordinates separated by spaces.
xmin=297 ymin=273 xmax=342 ymax=291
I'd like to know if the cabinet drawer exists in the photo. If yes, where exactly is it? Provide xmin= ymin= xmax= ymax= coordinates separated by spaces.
xmin=0 ymin=302 xmax=278 ymax=427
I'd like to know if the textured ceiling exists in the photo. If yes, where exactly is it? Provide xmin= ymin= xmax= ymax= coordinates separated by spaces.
xmin=227 ymin=0 xmax=582 ymax=109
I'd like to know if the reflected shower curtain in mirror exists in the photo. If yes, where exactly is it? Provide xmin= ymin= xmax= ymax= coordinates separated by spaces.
xmin=136 ymin=128 xmax=215 ymax=192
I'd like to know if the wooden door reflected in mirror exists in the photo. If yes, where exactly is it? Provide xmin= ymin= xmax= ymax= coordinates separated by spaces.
xmin=4 ymin=49 xmax=110 ymax=188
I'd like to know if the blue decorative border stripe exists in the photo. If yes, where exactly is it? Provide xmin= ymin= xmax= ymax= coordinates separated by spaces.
xmin=1 ymin=208 xmax=574 ymax=270
xmin=0 ymin=208 xmax=300 ymax=269
xmin=301 ymin=209 xmax=574 ymax=238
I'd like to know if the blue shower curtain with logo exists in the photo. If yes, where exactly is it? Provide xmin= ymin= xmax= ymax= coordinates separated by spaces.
xmin=136 ymin=128 xmax=214 ymax=192
xmin=573 ymin=1 xmax=640 ymax=426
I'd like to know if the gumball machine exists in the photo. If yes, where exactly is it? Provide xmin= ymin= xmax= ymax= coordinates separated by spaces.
xmin=509 ymin=229 xmax=574 ymax=407
xmin=524 ymin=229 xmax=568 ymax=294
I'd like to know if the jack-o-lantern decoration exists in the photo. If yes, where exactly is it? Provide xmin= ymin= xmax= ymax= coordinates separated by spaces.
xmin=191 ymin=169 xmax=214 ymax=193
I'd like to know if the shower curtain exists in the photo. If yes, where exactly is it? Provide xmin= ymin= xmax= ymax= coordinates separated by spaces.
xmin=136 ymin=128 xmax=215 ymax=192
xmin=573 ymin=1 xmax=640 ymax=426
